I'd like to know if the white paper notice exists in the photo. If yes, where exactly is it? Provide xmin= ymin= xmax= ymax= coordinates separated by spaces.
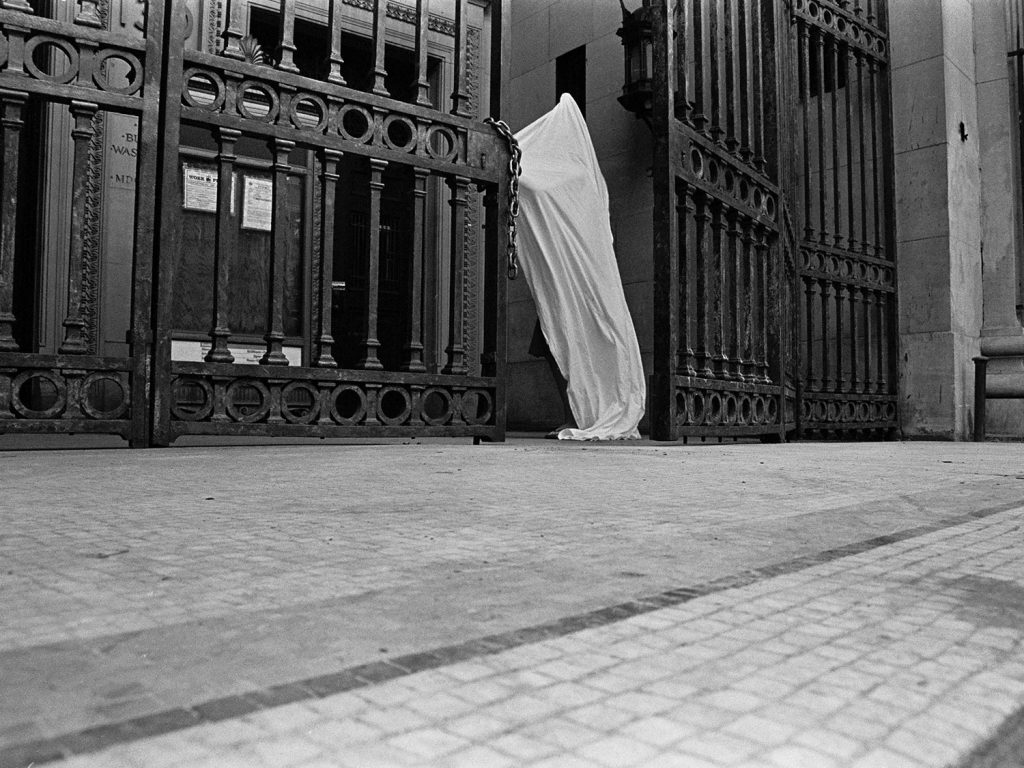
xmin=242 ymin=176 xmax=273 ymax=231
xmin=183 ymin=165 xmax=218 ymax=212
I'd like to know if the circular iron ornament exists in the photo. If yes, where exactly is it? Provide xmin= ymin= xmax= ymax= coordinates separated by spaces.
xmin=11 ymin=370 xmax=66 ymax=419
xmin=724 ymin=169 xmax=734 ymax=196
xmin=842 ymin=401 xmax=857 ymax=422
xmin=280 ymin=381 xmax=321 ymax=425
xmin=328 ymin=384 xmax=367 ymax=425
xmin=689 ymin=392 xmax=705 ymax=424
xmin=675 ymin=391 xmax=687 ymax=423
xmin=739 ymin=178 xmax=750 ymax=203
xmin=690 ymin=148 xmax=704 ymax=178
xmin=236 ymin=80 xmax=280 ymax=123
xmin=800 ymin=399 xmax=813 ymax=421
xmin=767 ymin=396 xmax=779 ymax=423
xmin=224 ymin=379 xmax=271 ymax=423
xmin=707 ymin=392 xmax=722 ymax=425
xmin=740 ymin=395 xmax=752 ymax=425
xmin=376 ymin=386 xmax=412 ymax=426
xmin=420 ymin=387 xmax=455 ymax=426
xmin=425 ymin=125 xmax=459 ymax=161
xmin=883 ymin=402 xmax=897 ymax=420
xmin=808 ymin=2 xmax=820 ymax=19
xmin=765 ymin=194 xmax=777 ymax=220
xmin=754 ymin=396 xmax=767 ymax=424
xmin=290 ymin=93 xmax=328 ymax=132
xmin=826 ymin=402 xmax=840 ymax=421
xmin=80 ymin=372 xmax=130 ymax=420
xmin=708 ymin=158 xmax=720 ymax=184
xmin=459 ymin=389 xmax=494 ymax=426
xmin=24 ymin=36 xmax=80 ymax=85
xmin=858 ymin=402 xmax=871 ymax=421
xmin=170 ymin=376 xmax=213 ymax=421
xmin=92 ymin=50 xmax=144 ymax=96
xmin=337 ymin=104 xmax=374 ymax=143
xmin=382 ymin=115 xmax=417 ymax=152
xmin=181 ymin=68 xmax=226 ymax=111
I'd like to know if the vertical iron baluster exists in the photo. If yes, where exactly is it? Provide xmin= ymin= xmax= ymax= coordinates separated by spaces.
xmin=695 ymin=191 xmax=713 ymax=376
xmin=358 ymin=158 xmax=387 ymax=370
xmin=326 ymin=0 xmax=347 ymax=84
xmin=0 ymin=91 xmax=26 ymax=352
xmin=849 ymin=283 xmax=860 ymax=392
xmin=835 ymin=282 xmax=845 ymax=391
xmin=758 ymin=224 xmax=770 ymax=383
xmin=692 ymin=0 xmax=708 ymax=132
xmin=863 ymin=286 xmax=876 ymax=391
xmin=371 ymin=0 xmax=389 ymax=96
xmin=222 ymin=0 xmax=245 ymax=58
xmin=413 ymin=0 xmax=431 ymax=106
xmin=451 ymin=0 xmax=470 ymax=116
xmin=728 ymin=209 xmax=743 ymax=379
xmin=675 ymin=0 xmax=689 ymax=123
xmin=59 ymin=101 xmax=99 ymax=354
xmin=711 ymin=199 xmax=729 ymax=377
xmin=868 ymin=57 xmax=880 ymax=257
xmin=845 ymin=44 xmax=857 ymax=252
xmin=751 ymin=0 xmax=765 ymax=170
xmin=875 ymin=289 xmax=887 ymax=392
xmin=315 ymin=148 xmax=341 ymax=367
xmin=678 ymin=185 xmax=697 ymax=376
xmin=799 ymin=20 xmax=813 ymax=240
xmin=830 ymin=38 xmax=842 ymax=247
xmin=741 ymin=215 xmax=756 ymax=380
xmin=708 ymin=0 xmax=722 ymax=141
xmin=443 ymin=175 xmax=469 ymax=374
xmin=805 ymin=275 xmax=819 ymax=390
xmin=737 ymin=0 xmax=750 ymax=161
xmin=277 ymin=0 xmax=299 ymax=73
xmin=261 ymin=139 xmax=294 ymax=366
xmin=815 ymin=30 xmax=828 ymax=244
xmin=403 ymin=167 xmax=429 ymax=372
xmin=856 ymin=51 xmax=868 ymax=254
xmin=820 ymin=278 xmax=832 ymax=390
xmin=723 ymin=0 xmax=737 ymax=151
xmin=867 ymin=0 xmax=876 ymax=25
xmin=207 ymin=127 xmax=240 ymax=363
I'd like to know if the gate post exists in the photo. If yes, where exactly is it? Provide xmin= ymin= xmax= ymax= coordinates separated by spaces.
xmin=650 ymin=0 xmax=679 ymax=441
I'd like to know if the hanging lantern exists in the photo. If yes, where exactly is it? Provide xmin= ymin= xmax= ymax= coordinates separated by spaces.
xmin=617 ymin=0 xmax=655 ymax=119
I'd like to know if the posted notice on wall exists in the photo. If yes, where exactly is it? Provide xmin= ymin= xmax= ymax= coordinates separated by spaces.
xmin=242 ymin=176 xmax=273 ymax=232
xmin=182 ymin=165 xmax=218 ymax=213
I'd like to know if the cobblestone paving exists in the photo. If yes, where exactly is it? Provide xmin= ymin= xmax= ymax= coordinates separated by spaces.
xmin=4 ymin=441 xmax=1024 ymax=767
xmin=34 ymin=506 xmax=1024 ymax=768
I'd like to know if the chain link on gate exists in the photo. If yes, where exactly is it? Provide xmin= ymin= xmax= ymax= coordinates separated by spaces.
xmin=485 ymin=117 xmax=522 ymax=279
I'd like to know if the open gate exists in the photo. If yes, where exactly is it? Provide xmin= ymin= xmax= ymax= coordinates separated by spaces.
xmin=0 ymin=0 xmax=511 ymax=446
xmin=647 ymin=0 xmax=897 ymax=440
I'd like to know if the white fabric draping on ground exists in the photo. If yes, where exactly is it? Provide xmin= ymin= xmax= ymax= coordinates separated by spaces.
xmin=515 ymin=94 xmax=645 ymax=440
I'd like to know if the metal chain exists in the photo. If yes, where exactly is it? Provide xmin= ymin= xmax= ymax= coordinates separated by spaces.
xmin=485 ymin=117 xmax=522 ymax=279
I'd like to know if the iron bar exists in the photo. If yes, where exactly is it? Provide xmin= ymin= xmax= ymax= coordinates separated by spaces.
xmin=413 ymin=0 xmax=431 ymax=106
xmin=868 ymin=57 xmax=880 ymax=257
xmin=326 ymin=0 xmax=347 ymax=84
xmin=758 ymin=223 xmax=769 ymax=383
xmin=276 ymin=0 xmax=299 ymax=73
xmin=736 ymin=0 xmax=750 ymax=159
xmin=830 ymin=38 xmax=842 ymax=247
xmin=845 ymin=44 xmax=857 ymax=252
xmin=820 ymin=278 xmax=832 ymax=390
xmin=358 ymin=157 xmax=387 ymax=370
xmin=724 ymin=0 xmax=737 ymax=152
xmin=675 ymin=0 xmax=689 ymax=123
xmin=711 ymin=198 xmax=729 ymax=378
xmin=678 ymin=184 xmax=697 ymax=376
xmin=443 ymin=175 xmax=469 ymax=374
xmin=741 ymin=216 xmax=756 ymax=380
xmin=863 ymin=286 xmax=876 ymax=392
xmin=728 ymin=208 xmax=743 ymax=379
xmin=709 ymin=0 xmax=723 ymax=142
xmin=315 ymin=148 xmax=341 ymax=368
xmin=875 ymin=289 xmax=887 ymax=392
xmin=692 ymin=0 xmax=708 ymax=131
xmin=261 ymin=138 xmax=294 ymax=366
xmin=835 ymin=282 xmax=844 ymax=391
xmin=805 ymin=274 xmax=818 ymax=390
xmin=371 ymin=0 xmax=390 ymax=96
xmin=695 ymin=191 xmax=713 ymax=376
xmin=59 ymin=100 xmax=99 ymax=355
xmin=815 ymin=30 xmax=828 ymax=244
xmin=856 ymin=51 xmax=868 ymax=255
xmin=451 ymin=0 xmax=470 ymax=116
xmin=206 ymin=127 xmax=240 ymax=364
xmin=751 ymin=0 xmax=765 ymax=170
xmin=849 ymin=284 xmax=860 ymax=392
xmin=799 ymin=20 xmax=813 ymax=240
xmin=0 ymin=91 xmax=26 ymax=352
xmin=403 ymin=167 xmax=429 ymax=372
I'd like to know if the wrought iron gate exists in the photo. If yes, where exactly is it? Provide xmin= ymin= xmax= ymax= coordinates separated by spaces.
xmin=0 ymin=0 xmax=511 ymax=447
xmin=647 ymin=0 xmax=897 ymax=440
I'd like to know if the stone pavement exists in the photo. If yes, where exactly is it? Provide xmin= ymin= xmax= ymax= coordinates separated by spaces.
xmin=3 ymin=438 xmax=1024 ymax=767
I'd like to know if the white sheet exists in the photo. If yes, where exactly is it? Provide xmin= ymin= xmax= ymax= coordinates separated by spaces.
xmin=515 ymin=95 xmax=646 ymax=440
